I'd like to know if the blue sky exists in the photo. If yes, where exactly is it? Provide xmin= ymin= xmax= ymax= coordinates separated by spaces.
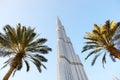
xmin=0 ymin=0 xmax=120 ymax=80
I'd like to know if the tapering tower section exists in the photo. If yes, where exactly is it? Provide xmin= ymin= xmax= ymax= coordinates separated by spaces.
xmin=56 ymin=17 xmax=88 ymax=80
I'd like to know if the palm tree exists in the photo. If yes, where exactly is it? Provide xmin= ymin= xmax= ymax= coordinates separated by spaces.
xmin=82 ymin=20 xmax=120 ymax=67
xmin=0 ymin=24 xmax=52 ymax=80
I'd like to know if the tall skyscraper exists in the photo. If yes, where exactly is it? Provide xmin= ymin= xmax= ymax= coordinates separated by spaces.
xmin=56 ymin=17 xmax=88 ymax=80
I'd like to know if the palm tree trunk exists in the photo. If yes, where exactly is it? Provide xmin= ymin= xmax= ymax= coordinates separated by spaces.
xmin=2 ymin=53 xmax=23 ymax=80
xmin=2 ymin=66 xmax=15 ymax=80
xmin=107 ymin=46 xmax=120 ymax=59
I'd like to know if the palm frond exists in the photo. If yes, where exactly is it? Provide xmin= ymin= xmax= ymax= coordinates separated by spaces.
xmin=28 ymin=38 xmax=47 ymax=47
xmin=102 ymin=53 xmax=106 ymax=68
xmin=26 ymin=45 xmax=52 ymax=54
xmin=34 ymin=54 xmax=48 ymax=62
xmin=99 ymin=20 xmax=111 ymax=43
xmin=112 ymin=34 xmax=120 ymax=43
xmin=12 ymin=69 xmax=17 ymax=77
xmin=28 ymin=55 xmax=42 ymax=73
xmin=31 ymin=58 xmax=42 ymax=73
xmin=92 ymin=30 xmax=101 ymax=37
xmin=91 ymin=53 xmax=102 ymax=65
xmin=1 ymin=58 xmax=13 ymax=69
xmin=93 ymin=30 xmax=106 ymax=43
xmin=16 ymin=24 xmax=25 ymax=44
xmin=110 ymin=21 xmax=116 ymax=29
xmin=94 ymin=24 xmax=100 ymax=32
xmin=85 ymin=41 xmax=98 ymax=44
xmin=84 ymin=37 xmax=98 ymax=41
xmin=39 ymin=46 xmax=52 ymax=54
xmin=112 ymin=24 xmax=120 ymax=41
xmin=104 ymin=20 xmax=110 ymax=31
xmin=1 ymin=63 xmax=8 ymax=70
xmin=23 ymin=27 xmax=36 ymax=45
xmin=82 ymin=45 xmax=101 ymax=52
xmin=0 ymin=49 xmax=13 ymax=57
xmin=41 ymin=63 xmax=47 ymax=69
xmin=23 ymin=59 xmax=30 ymax=72
xmin=110 ymin=55 xmax=116 ymax=62
xmin=115 ymin=22 xmax=120 ymax=28
xmin=0 ymin=33 xmax=10 ymax=47
xmin=85 ymin=31 xmax=107 ymax=45
xmin=16 ymin=62 xmax=23 ymax=70
xmin=4 ymin=25 xmax=18 ymax=44
xmin=85 ymin=48 xmax=102 ymax=60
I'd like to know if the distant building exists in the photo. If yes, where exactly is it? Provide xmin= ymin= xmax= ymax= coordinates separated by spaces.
xmin=56 ymin=17 xmax=88 ymax=80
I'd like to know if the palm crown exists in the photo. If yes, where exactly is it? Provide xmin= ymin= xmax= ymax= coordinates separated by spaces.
xmin=0 ymin=24 xmax=52 ymax=80
xmin=82 ymin=20 xmax=120 ymax=67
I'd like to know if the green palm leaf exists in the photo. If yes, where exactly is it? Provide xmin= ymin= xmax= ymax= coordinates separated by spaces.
xmin=1 ymin=58 xmax=13 ymax=69
xmin=41 ymin=63 xmax=47 ymax=69
xmin=102 ymin=53 xmax=106 ymax=68
xmin=34 ymin=54 xmax=48 ymax=62
xmin=91 ymin=53 xmax=102 ymax=65
xmin=31 ymin=57 xmax=42 ymax=73
xmin=23 ymin=59 xmax=30 ymax=72
xmin=82 ymin=45 xmax=101 ymax=52
xmin=85 ymin=48 xmax=102 ymax=60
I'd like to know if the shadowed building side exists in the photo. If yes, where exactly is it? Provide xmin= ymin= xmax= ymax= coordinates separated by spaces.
xmin=56 ymin=17 xmax=88 ymax=80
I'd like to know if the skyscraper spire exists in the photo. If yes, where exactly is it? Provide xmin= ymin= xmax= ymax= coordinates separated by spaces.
xmin=56 ymin=17 xmax=88 ymax=80
xmin=56 ymin=16 xmax=62 ymax=26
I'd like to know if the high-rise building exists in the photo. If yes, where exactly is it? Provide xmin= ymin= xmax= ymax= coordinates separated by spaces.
xmin=56 ymin=17 xmax=88 ymax=80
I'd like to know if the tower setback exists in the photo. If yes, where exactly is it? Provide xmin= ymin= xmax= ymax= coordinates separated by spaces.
xmin=56 ymin=17 xmax=88 ymax=80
